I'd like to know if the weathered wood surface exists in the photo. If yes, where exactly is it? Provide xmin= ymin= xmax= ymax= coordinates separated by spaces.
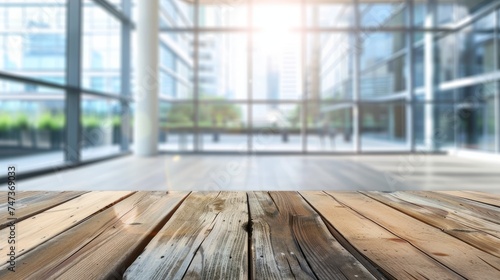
xmin=365 ymin=191 xmax=500 ymax=258
xmin=0 ymin=191 xmax=188 ymax=279
xmin=411 ymin=191 xmax=500 ymax=226
xmin=438 ymin=191 xmax=500 ymax=208
xmin=326 ymin=191 xmax=500 ymax=279
xmin=0 ymin=191 xmax=133 ymax=264
xmin=249 ymin=191 xmax=374 ymax=280
xmin=301 ymin=191 xmax=462 ymax=279
xmin=124 ymin=192 xmax=248 ymax=280
xmin=0 ymin=190 xmax=499 ymax=279
xmin=0 ymin=191 xmax=87 ymax=229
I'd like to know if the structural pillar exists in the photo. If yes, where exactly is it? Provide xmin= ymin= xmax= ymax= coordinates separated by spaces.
xmin=121 ymin=0 xmax=132 ymax=152
xmin=405 ymin=0 xmax=415 ymax=152
xmin=495 ymin=8 xmax=500 ymax=154
xmin=352 ymin=0 xmax=361 ymax=153
xmin=424 ymin=0 xmax=437 ymax=151
xmin=65 ymin=0 xmax=82 ymax=163
xmin=135 ymin=0 xmax=159 ymax=156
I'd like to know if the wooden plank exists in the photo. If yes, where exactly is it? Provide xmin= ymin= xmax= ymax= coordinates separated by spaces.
xmin=0 ymin=191 xmax=188 ymax=279
xmin=301 ymin=191 xmax=462 ymax=280
xmin=438 ymin=191 xmax=500 ymax=208
xmin=0 ymin=191 xmax=45 ymax=201
xmin=249 ymin=191 xmax=375 ymax=280
xmin=364 ymin=191 xmax=500 ymax=258
xmin=0 ymin=191 xmax=133 ymax=264
xmin=412 ymin=191 xmax=500 ymax=226
xmin=248 ymin=191 xmax=314 ymax=279
xmin=124 ymin=192 xmax=248 ymax=280
xmin=0 ymin=191 xmax=87 ymax=229
xmin=326 ymin=191 xmax=500 ymax=279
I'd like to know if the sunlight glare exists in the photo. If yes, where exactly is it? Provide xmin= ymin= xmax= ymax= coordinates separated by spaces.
xmin=254 ymin=5 xmax=300 ymax=53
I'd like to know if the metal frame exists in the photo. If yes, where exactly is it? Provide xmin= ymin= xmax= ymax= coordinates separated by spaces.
xmin=0 ymin=0 xmax=134 ymax=167
xmin=65 ymin=0 xmax=83 ymax=163
xmin=496 ymin=8 xmax=500 ymax=154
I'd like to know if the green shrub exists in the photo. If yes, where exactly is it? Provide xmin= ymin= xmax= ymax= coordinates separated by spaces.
xmin=82 ymin=116 xmax=101 ymax=129
xmin=51 ymin=114 xmax=65 ymax=130
xmin=112 ymin=116 xmax=121 ymax=128
xmin=0 ymin=114 xmax=11 ymax=132
xmin=36 ymin=113 xmax=65 ymax=131
xmin=14 ymin=114 xmax=30 ymax=130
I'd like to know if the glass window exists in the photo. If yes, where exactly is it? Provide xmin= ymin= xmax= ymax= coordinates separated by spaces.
xmin=159 ymin=102 xmax=195 ymax=151
xmin=82 ymin=0 xmax=121 ymax=94
xmin=360 ymin=102 xmax=408 ymax=151
xmin=306 ymin=3 xmax=354 ymax=28
xmin=361 ymin=32 xmax=406 ymax=71
xmin=253 ymin=3 xmax=301 ymax=30
xmin=199 ymin=33 xmax=247 ymax=101
xmin=309 ymin=33 xmax=354 ymax=101
xmin=307 ymin=102 xmax=354 ymax=152
xmin=81 ymin=95 xmax=122 ymax=160
xmin=199 ymin=103 xmax=248 ymax=152
xmin=359 ymin=1 xmax=407 ymax=27
xmin=253 ymin=32 xmax=301 ymax=101
xmin=361 ymin=55 xmax=406 ymax=99
xmin=160 ymin=0 xmax=194 ymax=28
xmin=252 ymin=103 xmax=302 ymax=151
xmin=0 ymin=79 xmax=65 ymax=171
xmin=0 ymin=1 xmax=66 ymax=84
xmin=457 ymin=12 xmax=496 ymax=78
xmin=158 ymin=32 xmax=193 ymax=100
xmin=199 ymin=0 xmax=248 ymax=27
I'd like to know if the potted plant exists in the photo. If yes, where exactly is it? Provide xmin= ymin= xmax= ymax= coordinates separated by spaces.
xmin=14 ymin=114 xmax=31 ymax=147
xmin=0 ymin=114 xmax=11 ymax=141
xmin=37 ymin=113 xmax=65 ymax=150
xmin=36 ymin=113 xmax=54 ymax=150
xmin=82 ymin=116 xmax=102 ymax=147
xmin=112 ymin=116 xmax=121 ymax=145
xmin=50 ymin=114 xmax=64 ymax=150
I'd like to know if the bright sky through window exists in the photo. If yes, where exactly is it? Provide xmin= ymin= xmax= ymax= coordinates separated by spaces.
xmin=253 ymin=4 xmax=300 ymax=53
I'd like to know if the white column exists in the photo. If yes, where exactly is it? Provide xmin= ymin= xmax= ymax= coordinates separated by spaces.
xmin=353 ymin=0 xmax=361 ymax=153
xmin=424 ymin=0 xmax=436 ymax=151
xmin=135 ymin=0 xmax=159 ymax=156
xmin=405 ymin=0 xmax=415 ymax=152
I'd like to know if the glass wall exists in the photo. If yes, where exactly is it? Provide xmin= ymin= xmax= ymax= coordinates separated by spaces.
xmin=158 ymin=0 xmax=500 ymax=154
xmin=0 ymin=0 xmax=132 ymax=172
xmin=1 ymin=0 xmax=500 ymax=168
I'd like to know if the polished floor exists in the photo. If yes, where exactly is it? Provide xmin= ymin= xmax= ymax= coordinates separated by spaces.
xmin=3 ymin=154 xmax=500 ymax=192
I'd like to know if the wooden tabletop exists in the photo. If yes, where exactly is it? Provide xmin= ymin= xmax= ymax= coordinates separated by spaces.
xmin=0 ymin=190 xmax=499 ymax=279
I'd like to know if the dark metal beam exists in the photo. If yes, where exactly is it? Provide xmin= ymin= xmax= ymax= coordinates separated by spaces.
xmin=65 ymin=0 xmax=83 ymax=163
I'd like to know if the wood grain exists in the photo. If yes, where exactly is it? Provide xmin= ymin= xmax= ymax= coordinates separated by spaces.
xmin=0 ymin=191 xmax=133 ymax=264
xmin=302 ymin=191 xmax=462 ymax=279
xmin=249 ymin=191 xmax=375 ymax=280
xmin=248 ymin=191 xmax=315 ymax=279
xmin=0 ymin=192 xmax=187 ymax=279
xmin=412 ymin=191 xmax=500 ymax=226
xmin=0 ymin=191 xmax=87 ymax=229
xmin=124 ymin=192 xmax=248 ymax=280
xmin=327 ymin=191 xmax=500 ymax=279
xmin=438 ymin=191 xmax=500 ymax=208
xmin=364 ymin=191 xmax=500 ymax=258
